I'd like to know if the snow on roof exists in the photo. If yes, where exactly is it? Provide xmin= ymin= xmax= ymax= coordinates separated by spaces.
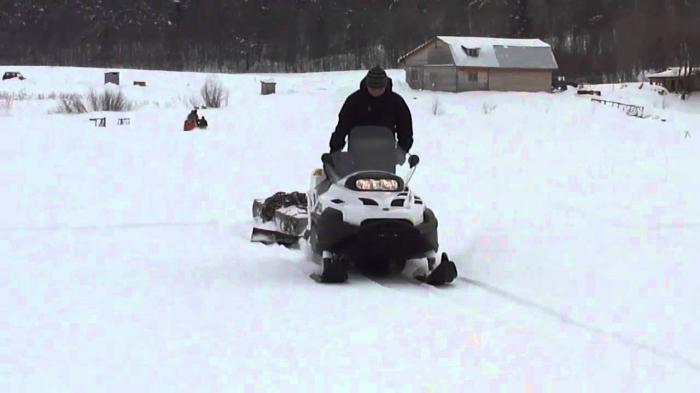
xmin=399 ymin=36 xmax=558 ymax=70
xmin=647 ymin=67 xmax=700 ymax=78
xmin=438 ymin=36 xmax=557 ymax=69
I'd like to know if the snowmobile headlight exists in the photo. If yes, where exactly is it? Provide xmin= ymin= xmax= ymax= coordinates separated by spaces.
xmin=355 ymin=178 xmax=400 ymax=191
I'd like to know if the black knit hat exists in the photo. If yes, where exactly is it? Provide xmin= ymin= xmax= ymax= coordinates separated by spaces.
xmin=366 ymin=66 xmax=387 ymax=89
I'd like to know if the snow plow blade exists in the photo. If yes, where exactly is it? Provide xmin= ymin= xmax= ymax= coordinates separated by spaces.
xmin=250 ymin=227 xmax=301 ymax=248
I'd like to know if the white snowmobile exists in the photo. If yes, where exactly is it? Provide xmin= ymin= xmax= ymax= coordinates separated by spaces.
xmin=251 ymin=126 xmax=458 ymax=285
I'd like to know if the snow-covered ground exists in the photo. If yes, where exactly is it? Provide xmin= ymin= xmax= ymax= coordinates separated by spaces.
xmin=1 ymin=66 xmax=699 ymax=391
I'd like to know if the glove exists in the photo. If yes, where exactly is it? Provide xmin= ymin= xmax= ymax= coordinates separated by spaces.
xmin=394 ymin=149 xmax=406 ymax=165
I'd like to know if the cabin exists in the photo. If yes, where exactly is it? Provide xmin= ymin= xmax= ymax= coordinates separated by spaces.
xmin=398 ymin=36 xmax=559 ymax=92
xmin=647 ymin=67 xmax=699 ymax=93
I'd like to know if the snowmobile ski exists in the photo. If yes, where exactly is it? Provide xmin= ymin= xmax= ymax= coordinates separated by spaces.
xmin=415 ymin=253 xmax=458 ymax=286
xmin=310 ymin=257 xmax=349 ymax=283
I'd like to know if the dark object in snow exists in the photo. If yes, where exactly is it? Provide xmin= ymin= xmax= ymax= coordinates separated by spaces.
xmin=261 ymin=81 xmax=276 ymax=95
xmin=187 ymin=109 xmax=199 ymax=122
xmin=104 ymin=72 xmax=119 ymax=85
xmin=90 ymin=117 xmax=106 ymax=127
xmin=577 ymin=89 xmax=601 ymax=96
xmin=133 ymin=81 xmax=147 ymax=87
xmin=183 ymin=119 xmax=196 ymax=131
xmin=184 ymin=110 xmax=200 ymax=131
xmin=2 ymin=71 xmax=25 ymax=81
xmin=257 ymin=191 xmax=308 ymax=223
xmin=552 ymin=76 xmax=578 ymax=92
xmin=197 ymin=116 xmax=208 ymax=129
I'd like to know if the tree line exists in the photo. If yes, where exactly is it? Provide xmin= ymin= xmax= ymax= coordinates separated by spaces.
xmin=0 ymin=0 xmax=698 ymax=82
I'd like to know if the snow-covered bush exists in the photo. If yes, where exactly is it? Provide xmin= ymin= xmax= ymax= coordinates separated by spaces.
xmin=55 ymin=93 xmax=87 ymax=114
xmin=0 ymin=91 xmax=29 ymax=101
xmin=200 ymin=76 xmax=229 ymax=108
xmin=482 ymin=102 xmax=497 ymax=114
xmin=87 ymin=87 xmax=134 ymax=112
xmin=0 ymin=97 xmax=11 ymax=116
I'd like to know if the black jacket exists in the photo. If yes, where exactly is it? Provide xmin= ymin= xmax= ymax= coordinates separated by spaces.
xmin=329 ymin=77 xmax=413 ymax=153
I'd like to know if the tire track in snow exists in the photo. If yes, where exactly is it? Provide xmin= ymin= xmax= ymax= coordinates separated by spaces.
xmin=458 ymin=276 xmax=700 ymax=372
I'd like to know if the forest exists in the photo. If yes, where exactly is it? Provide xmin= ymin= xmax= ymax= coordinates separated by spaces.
xmin=1 ymin=0 xmax=698 ymax=82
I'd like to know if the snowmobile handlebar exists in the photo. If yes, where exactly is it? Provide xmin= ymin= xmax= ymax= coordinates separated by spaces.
xmin=408 ymin=154 xmax=419 ymax=168
xmin=404 ymin=154 xmax=420 ymax=186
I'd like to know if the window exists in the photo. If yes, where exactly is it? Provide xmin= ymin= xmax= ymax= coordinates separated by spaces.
xmin=461 ymin=46 xmax=480 ymax=57
xmin=468 ymin=72 xmax=478 ymax=82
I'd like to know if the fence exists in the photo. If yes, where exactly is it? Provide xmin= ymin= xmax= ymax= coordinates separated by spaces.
xmin=591 ymin=98 xmax=646 ymax=118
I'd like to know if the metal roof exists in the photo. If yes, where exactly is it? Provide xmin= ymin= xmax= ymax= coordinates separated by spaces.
xmin=399 ymin=36 xmax=558 ymax=70
xmin=647 ymin=67 xmax=700 ymax=78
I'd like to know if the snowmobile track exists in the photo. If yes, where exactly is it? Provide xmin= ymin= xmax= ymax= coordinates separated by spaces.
xmin=457 ymin=277 xmax=700 ymax=372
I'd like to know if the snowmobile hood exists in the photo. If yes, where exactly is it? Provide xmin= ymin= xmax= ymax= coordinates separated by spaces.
xmin=360 ymin=77 xmax=394 ymax=97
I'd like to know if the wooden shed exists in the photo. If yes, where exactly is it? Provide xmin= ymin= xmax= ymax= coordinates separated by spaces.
xmin=261 ymin=80 xmax=276 ymax=95
xmin=104 ymin=71 xmax=120 ymax=85
xmin=647 ymin=67 xmax=699 ymax=93
xmin=398 ymin=36 xmax=558 ymax=93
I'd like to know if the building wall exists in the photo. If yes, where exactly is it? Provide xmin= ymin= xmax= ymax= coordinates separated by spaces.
xmin=401 ymin=38 xmax=555 ymax=92
xmin=402 ymin=39 xmax=453 ymax=67
xmin=426 ymin=40 xmax=453 ymax=65
xmin=403 ymin=39 xmax=455 ymax=90
xmin=405 ymin=66 xmax=423 ymax=90
xmin=457 ymin=68 xmax=489 ymax=91
xmin=489 ymin=69 xmax=552 ymax=92
xmin=422 ymin=65 xmax=457 ymax=92
xmin=649 ymin=77 xmax=699 ymax=92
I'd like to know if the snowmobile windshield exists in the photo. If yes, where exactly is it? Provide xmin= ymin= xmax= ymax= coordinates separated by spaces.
xmin=327 ymin=126 xmax=408 ymax=180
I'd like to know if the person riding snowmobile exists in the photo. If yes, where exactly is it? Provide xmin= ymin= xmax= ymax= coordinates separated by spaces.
xmin=329 ymin=66 xmax=413 ymax=164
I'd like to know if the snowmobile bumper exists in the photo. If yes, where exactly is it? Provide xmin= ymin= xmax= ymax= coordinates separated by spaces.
xmin=311 ymin=207 xmax=439 ymax=262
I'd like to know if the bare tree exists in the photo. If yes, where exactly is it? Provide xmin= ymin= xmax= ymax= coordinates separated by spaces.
xmin=201 ymin=76 xmax=229 ymax=108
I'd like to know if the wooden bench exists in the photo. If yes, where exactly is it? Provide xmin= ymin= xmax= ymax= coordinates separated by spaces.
xmin=90 ymin=117 xmax=106 ymax=127
xmin=577 ymin=89 xmax=601 ymax=96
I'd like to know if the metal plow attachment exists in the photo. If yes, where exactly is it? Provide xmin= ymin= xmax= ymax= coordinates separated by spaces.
xmin=250 ymin=227 xmax=301 ymax=248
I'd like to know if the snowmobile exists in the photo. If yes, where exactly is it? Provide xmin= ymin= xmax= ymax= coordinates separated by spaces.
xmin=251 ymin=126 xmax=458 ymax=286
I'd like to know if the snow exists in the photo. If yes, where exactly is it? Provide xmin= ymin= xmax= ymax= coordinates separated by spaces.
xmin=1 ymin=66 xmax=700 ymax=391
